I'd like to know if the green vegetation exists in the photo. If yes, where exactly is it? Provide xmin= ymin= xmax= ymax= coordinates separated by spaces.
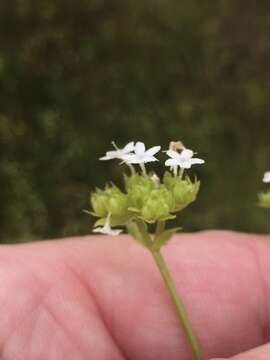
xmin=1 ymin=1 xmax=270 ymax=242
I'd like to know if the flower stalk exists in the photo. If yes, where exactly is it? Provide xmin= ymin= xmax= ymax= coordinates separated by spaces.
xmin=88 ymin=140 xmax=205 ymax=360
xmin=151 ymin=249 xmax=203 ymax=360
xmin=133 ymin=220 xmax=203 ymax=360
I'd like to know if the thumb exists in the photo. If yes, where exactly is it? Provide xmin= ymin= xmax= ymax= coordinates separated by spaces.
xmin=212 ymin=343 xmax=270 ymax=359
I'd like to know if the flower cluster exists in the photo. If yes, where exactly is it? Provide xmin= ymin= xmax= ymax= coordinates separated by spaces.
xmin=88 ymin=141 xmax=205 ymax=358
xmin=88 ymin=141 xmax=204 ymax=245
xmin=258 ymin=171 xmax=270 ymax=209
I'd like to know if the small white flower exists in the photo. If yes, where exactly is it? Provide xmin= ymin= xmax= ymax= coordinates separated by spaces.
xmin=100 ymin=141 xmax=135 ymax=161
xmin=122 ymin=141 xmax=161 ymax=164
xmin=263 ymin=171 xmax=270 ymax=183
xmin=93 ymin=213 xmax=123 ymax=236
xmin=165 ymin=148 xmax=205 ymax=169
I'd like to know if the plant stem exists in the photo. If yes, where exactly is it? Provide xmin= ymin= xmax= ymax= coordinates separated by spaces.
xmin=128 ymin=164 xmax=135 ymax=175
xmin=140 ymin=163 xmax=147 ymax=176
xmin=151 ymin=250 xmax=203 ymax=360
xmin=179 ymin=168 xmax=184 ymax=179
xmin=155 ymin=220 xmax=165 ymax=237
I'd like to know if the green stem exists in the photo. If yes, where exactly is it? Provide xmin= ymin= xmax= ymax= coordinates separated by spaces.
xmin=155 ymin=220 xmax=165 ymax=237
xmin=151 ymin=250 xmax=203 ymax=360
xmin=179 ymin=168 xmax=184 ymax=180
xmin=135 ymin=218 xmax=152 ymax=247
xmin=127 ymin=164 xmax=135 ymax=175
xmin=140 ymin=163 xmax=147 ymax=176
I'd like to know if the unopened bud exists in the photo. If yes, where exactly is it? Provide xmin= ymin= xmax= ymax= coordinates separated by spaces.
xmin=91 ymin=190 xmax=108 ymax=217
xmin=141 ymin=188 xmax=175 ymax=222
xmin=125 ymin=174 xmax=154 ymax=209
xmin=164 ymin=171 xmax=200 ymax=211
xmin=91 ymin=185 xmax=129 ymax=220
xmin=258 ymin=191 xmax=270 ymax=209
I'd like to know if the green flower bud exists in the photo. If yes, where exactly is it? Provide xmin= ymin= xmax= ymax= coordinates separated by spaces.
xmin=258 ymin=191 xmax=270 ymax=209
xmin=163 ymin=171 xmax=176 ymax=189
xmin=90 ymin=185 xmax=129 ymax=224
xmin=141 ymin=188 xmax=175 ymax=222
xmin=125 ymin=174 xmax=154 ymax=210
xmin=90 ymin=189 xmax=108 ymax=217
xmin=164 ymin=171 xmax=200 ymax=212
xmin=105 ymin=186 xmax=129 ymax=217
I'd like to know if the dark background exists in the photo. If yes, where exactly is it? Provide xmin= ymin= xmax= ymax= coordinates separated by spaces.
xmin=1 ymin=0 xmax=270 ymax=243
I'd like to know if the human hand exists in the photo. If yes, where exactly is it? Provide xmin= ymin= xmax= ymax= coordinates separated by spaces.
xmin=0 ymin=231 xmax=269 ymax=359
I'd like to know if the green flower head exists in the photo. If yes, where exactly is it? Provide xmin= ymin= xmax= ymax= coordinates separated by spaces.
xmin=90 ymin=188 xmax=108 ymax=218
xmin=258 ymin=191 xmax=270 ymax=209
xmin=91 ymin=184 xmax=130 ymax=225
xmin=125 ymin=173 xmax=155 ymax=210
xmin=141 ymin=187 xmax=175 ymax=223
xmin=164 ymin=171 xmax=200 ymax=212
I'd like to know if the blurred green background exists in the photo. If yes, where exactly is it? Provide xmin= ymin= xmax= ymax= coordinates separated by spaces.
xmin=1 ymin=0 xmax=270 ymax=243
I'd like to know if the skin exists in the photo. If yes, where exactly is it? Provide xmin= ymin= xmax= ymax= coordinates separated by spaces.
xmin=0 ymin=231 xmax=270 ymax=359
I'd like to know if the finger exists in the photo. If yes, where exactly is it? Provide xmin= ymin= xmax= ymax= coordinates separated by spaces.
xmin=78 ymin=230 xmax=269 ymax=359
xmin=0 ymin=231 xmax=269 ymax=360
xmin=212 ymin=342 xmax=270 ymax=359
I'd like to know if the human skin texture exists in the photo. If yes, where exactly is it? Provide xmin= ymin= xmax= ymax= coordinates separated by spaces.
xmin=0 ymin=231 xmax=270 ymax=360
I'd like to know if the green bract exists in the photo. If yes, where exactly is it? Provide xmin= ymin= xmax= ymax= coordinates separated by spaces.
xmin=258 ymin=191 xmax=270 ymax=209
xmin=163 ymin=171 xmax=200 ymax=211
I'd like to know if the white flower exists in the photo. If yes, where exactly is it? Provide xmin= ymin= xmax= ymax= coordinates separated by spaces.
xmin=263 ymin=171 xmax=270 ymax=183
xmin=93 ymin=214 xmax=123 ymax=236
xmin=100 ymin=141 xmax=135 ymax=161
xmin=165 ymin=149 xmax=205 ymax=169
xmin=122 ymin=141 xmax=161 ymax=164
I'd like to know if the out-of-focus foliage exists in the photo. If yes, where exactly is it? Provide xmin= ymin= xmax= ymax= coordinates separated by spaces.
xmin=1 ymin=0 xmax=270 ymax=243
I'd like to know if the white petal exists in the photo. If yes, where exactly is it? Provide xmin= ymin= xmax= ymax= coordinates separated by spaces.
xmin=135 ymin=142 xmax=145 ymax=156
xmin=109 ymin=228 xmax=123 ymax=236
xmin=145 ymin=145 xmax=161 ymax=157
xmin=122 ymin=154 xmax=139 ymax=164
xmin=166 ymin=149 xmax=180 ymax=159
xmin=103 ymin=220 xmax=123 ymax=235
xmin=127 ymin=159 xmax=143 ymax=164
xmin=93 ymin=226 xmax=122 ymax=236
xmin=180 ymin=149 xmax=193 ymax=160
xmin=121 ymin=154 xmax=132 ymax=161
xmin=123 ymin=142 xmax=135 ymax=154
xmin=93 ymin=227 xmax=104 ymax=233
xmin=263 ymin=171 xmax=270 ymax=183
xmin=165 ymin=158 xmax=179 ymax=167
xmin=144 ymin=156 xmax=158 ymax=163
xmin=99 ymin=150 xmax=118 ymax=160
xmin=179 ymin=160 xmax=192 ymax=169
xmin=99 ymin=155 xmax=110 ymax=160
xmin=190 ymin=158 xmax=205 ymax=165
